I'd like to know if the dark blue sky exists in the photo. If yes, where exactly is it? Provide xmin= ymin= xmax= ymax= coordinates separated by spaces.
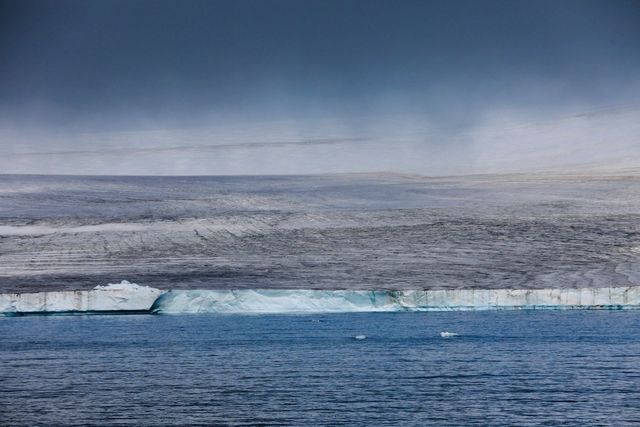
xmin=1 ymin=0 xmax=640 ymax=174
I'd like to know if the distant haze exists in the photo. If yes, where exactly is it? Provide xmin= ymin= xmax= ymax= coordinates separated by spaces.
xmin=1 ymin=0 xmax=639 ymax=175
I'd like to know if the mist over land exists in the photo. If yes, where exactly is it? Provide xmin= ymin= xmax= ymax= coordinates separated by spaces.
xmin=2 ymin=104 xmax=640 ymax=176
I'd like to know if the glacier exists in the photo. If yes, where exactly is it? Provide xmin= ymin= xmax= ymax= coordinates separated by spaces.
xmin=0 ymin=281 xmax=164 ymax=315
xmin=2 ymin=283 xmax=640 ymax=315
xmin=3 ymin=174 xmax=640 ymax=295
xmin=151 ymin=287 xmax=640 ymax=314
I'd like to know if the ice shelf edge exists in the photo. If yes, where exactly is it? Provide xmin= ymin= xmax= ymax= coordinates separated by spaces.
xmin=2 ymin=284 xmax=640 ymax=315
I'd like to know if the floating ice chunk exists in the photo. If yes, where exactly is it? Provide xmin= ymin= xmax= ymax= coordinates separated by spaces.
xmin=440 ymin=331 xmax=459 ymax=338
xmin=354 ymin=334 xmax=367 ymax=340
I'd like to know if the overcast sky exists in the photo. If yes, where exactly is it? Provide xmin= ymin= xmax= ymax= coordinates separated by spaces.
xmin=1 ymin=0 xmax=639 ymax=175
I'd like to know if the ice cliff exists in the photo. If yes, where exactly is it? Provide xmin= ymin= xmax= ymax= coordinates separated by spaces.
xmin=0 ymin=281 xmax=164 ymax=315
xmin=2 ymin=284 xmax=640 ymax=315
xmin=151 ymin=287 xmax=640 ymax=314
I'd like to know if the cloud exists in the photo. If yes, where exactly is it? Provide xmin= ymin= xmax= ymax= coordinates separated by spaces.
xmin=1 ymin=2 xmax=639 ymax=175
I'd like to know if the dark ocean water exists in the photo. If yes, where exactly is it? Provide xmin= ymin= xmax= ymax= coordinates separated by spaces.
xmin=1 ymin=311 xmax=640 ymax=426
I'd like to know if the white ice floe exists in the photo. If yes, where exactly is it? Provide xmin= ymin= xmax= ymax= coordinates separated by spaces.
xmin=440 ymin=332 xmax=459 ymax=338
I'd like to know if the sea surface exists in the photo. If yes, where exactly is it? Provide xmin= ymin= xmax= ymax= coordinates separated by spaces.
xmin=2 ymin=311 xmax=640 ymax=426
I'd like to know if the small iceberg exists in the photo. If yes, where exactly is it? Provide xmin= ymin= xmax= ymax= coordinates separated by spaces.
xmin=440 ymin=331 xmax=459 ymax=338
xmin=354 ymin=334 xmax=367 ymax=340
